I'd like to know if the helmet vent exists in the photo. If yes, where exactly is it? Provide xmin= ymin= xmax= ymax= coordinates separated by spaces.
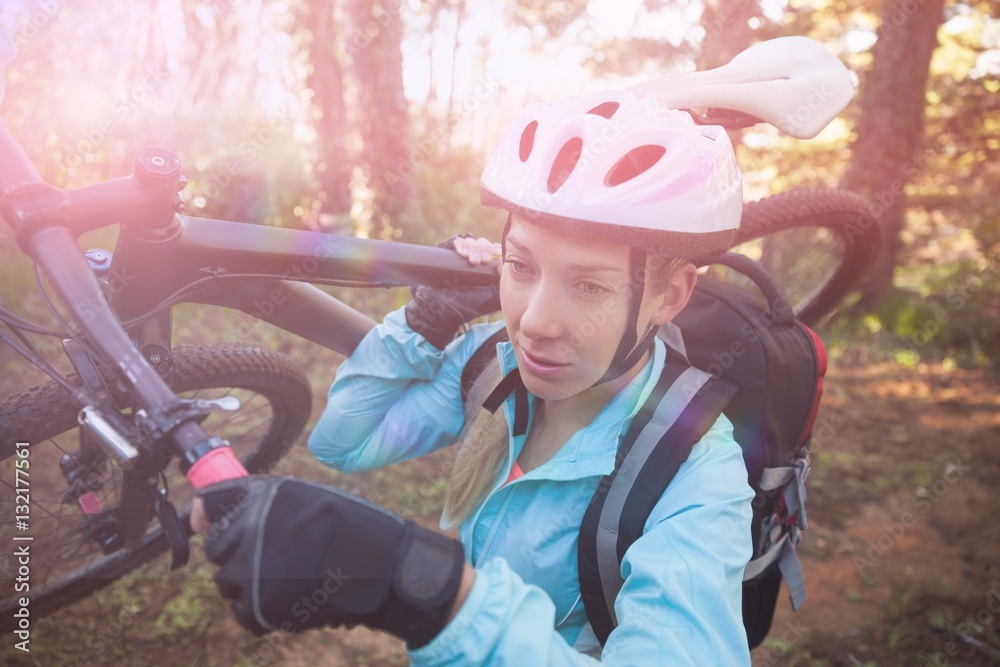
xmin=519 ymin=121 xmax=539 ymax=162
xmin=547 ymin=137 xmax=583 ymax=193
xmin=587 ymin=101 xmax=620 ymax=119
xmin=605 ymin=145 xmax=667 ymax=187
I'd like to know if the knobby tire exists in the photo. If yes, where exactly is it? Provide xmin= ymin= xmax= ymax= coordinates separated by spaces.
xmin=732 ymin=188 xmax=879 ymax=326
xmin=0 ymin=344 xmax=311 ymax=633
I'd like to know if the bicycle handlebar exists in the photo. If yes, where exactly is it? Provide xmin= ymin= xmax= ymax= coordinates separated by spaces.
xmin=1 ymin=124 xmax=182 ymax=250
xmin=1 ymin=117 xmax=248 ymax=488
xmin=0 ymin=113 xmax=501 ymax=492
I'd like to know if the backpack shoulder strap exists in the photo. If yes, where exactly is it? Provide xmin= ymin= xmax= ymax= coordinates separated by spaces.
xmin=578 ymin=352 xmax=738 ymax=646
xmin=459 ymin=327 xmax=509 ymax=404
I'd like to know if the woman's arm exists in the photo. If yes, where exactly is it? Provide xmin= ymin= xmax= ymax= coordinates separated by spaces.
xmin=408 ymin=424 xmax=754 ymax=667
xmin=606 ymin=429 xmax=754 ymax=664
xmin=307 ymin=307 xmax=504 ymax=471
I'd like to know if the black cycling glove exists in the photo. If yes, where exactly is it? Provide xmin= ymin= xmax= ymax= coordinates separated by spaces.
xmin=198 ymin=476 xmax=466 ymax=648
xmin=404 ymin=235 xmax=501 ymax=349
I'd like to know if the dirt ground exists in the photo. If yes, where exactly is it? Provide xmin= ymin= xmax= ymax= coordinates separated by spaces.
xmin=1 ymin=339 xmax=998 ymax=666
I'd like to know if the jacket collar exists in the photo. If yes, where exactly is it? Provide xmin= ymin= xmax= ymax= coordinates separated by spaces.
xmin=493 ymin=337 xmax=666 ymax=482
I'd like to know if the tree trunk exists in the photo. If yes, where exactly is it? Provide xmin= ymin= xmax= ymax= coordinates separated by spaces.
xmin=697 ymin=0 xmax=759 ymax=71
xmin=426 ymin=1 xmax=440 ymax=110
xmin=839 ymin=0 xmax=946 ymax=311
xmin=345 ymin=0 xmax=414 ymax=239
xmin=444 ymin=1 xmax=466 ymax=147
xmin=302 ymin=0 xmax=352 ymax=229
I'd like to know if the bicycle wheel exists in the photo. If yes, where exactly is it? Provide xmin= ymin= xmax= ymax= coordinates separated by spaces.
xmin=719 ymin=188 xmax=880 ymax=327
xmin=0 ymin=343 xmax=312 ymax=633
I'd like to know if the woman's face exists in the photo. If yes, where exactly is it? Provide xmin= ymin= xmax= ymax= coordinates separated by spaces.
xmin=499 ymin=216 xmax=654 ymax=402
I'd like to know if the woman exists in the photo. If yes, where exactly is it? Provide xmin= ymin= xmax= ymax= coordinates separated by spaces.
xmin=196 ymin=90 xmax=755 ymax=665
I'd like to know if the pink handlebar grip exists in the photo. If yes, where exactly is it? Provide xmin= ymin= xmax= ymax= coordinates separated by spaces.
xmin=186 ymin=446 xmax=249 ymax=489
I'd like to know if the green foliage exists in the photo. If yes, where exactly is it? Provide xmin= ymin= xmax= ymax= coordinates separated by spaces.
xmin=395 ymin=477 xmax=450 ymax=516
xmin=842 ymin=255 xmax=1000 ymax=368
xmin=762 ymin=637 xmax=793 ymax=655
xmin=148 ymin=570 xmax=217 ymax=639
xmin=405 ymin=145 xmax=506 ymax=245
xmin=2 ymin=0 xmax=997 ymax=371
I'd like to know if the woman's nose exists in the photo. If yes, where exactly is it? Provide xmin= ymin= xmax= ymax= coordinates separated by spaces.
xmin=518 ymin=283 xmax=564 ymax=340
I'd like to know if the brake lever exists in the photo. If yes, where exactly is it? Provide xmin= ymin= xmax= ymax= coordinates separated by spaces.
xmin=141 ymin=483 xmax=190 ymax=569
xmin=197 ymin=396 xmax=241 ymax=412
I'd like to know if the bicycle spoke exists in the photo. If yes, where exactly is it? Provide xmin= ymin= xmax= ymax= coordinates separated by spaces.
xmin=49 ymin=434 xmax=77 ymax=458
xmin=0 ymin=344 xmax=309 ymax=631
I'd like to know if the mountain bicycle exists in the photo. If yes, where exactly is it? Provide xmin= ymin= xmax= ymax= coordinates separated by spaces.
xmin=0 ymin=36 xmax=879 ymax=634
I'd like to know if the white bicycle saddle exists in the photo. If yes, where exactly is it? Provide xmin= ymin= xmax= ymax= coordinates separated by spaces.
xmin=628 ymin=36 xmax=857 ymax=139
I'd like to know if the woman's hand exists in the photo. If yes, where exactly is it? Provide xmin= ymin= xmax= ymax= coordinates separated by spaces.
xmin=190 ymin=497 xmax=211 ymax=535
xmin=451 ymin=235 xmax=502 ymax=267
xmin=404 ymin=235 xmax=502 ymax=349
xmin=194 ymin=475 xmax=468 ymax=647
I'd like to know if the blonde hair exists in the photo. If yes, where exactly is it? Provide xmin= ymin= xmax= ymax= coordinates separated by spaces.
xmin=442 ymin=254 xmax=689 ymax=528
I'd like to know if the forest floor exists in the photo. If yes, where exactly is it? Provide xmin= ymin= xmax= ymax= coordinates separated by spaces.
xmin=1 ymin=321 xmax=999 ymax=667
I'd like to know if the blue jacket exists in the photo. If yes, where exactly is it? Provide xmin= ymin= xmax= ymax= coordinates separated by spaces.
xmin=309 ymin=307 xmax=754 ymax=665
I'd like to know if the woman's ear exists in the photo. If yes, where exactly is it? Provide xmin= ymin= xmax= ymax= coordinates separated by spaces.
xmin=649 ymin=263 xmax=698 ymax=326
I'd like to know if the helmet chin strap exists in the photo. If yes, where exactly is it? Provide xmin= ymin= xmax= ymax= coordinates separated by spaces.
xmin=593 ymin=246 xmax=653 ymax=386
xmin=483 ymin=233 xmax=656 ymax=436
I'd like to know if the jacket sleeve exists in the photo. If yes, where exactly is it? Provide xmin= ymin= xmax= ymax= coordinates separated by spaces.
xmin=407 ymin=423 xmax=754 ymax=667
xmin=307 ymin=306 xmax=504 ymax=472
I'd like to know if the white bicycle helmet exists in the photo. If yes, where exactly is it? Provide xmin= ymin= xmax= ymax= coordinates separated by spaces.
xmin=479 ymin=91 xmax=745 ymax=414
xmin=481 ymin=89 xmax=742 ymax=258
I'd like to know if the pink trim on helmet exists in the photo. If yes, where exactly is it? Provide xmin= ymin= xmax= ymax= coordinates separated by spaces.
xmin=634 ymin=153 xmax=717 ymax=206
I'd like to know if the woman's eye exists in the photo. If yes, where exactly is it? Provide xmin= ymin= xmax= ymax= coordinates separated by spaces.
xmin=505 ymin=259 xmax=530 ymax=275
xmin=578 ymin=281 xmax=607 ymax=296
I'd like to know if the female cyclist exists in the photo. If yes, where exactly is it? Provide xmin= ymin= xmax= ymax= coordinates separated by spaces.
xmin=195 ymin=90 xmax=755 ymax=665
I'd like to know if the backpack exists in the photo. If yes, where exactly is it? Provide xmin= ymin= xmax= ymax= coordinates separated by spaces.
xmin=459 ymin=253 xmax=825 ymax=649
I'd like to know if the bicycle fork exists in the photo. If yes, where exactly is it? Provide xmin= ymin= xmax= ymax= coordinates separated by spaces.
xmin=53 ymin=251 xmax=192 ymax=566
xmin=66 ymin=402 xmax=192 ymax=567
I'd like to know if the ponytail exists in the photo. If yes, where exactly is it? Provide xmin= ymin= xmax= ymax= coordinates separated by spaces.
xmin=442 ymin=359 xmax=509 ymax=529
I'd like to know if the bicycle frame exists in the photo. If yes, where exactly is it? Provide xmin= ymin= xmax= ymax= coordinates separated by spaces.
xmin=108 ymin=213 xmax=500 ymax=360
xmin=0 ymin=118 xmax=500 ymax=569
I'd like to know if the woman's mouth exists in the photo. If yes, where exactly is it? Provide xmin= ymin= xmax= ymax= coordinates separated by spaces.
xmin=519 ymin=348 xmax=570 ymax=377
